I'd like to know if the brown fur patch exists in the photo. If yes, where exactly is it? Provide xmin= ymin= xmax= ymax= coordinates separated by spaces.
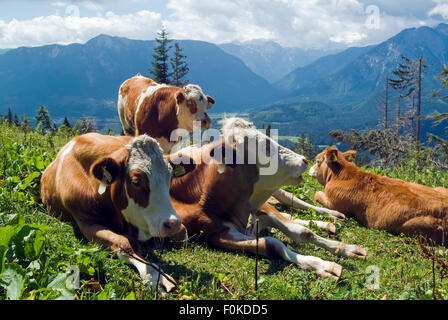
xmin=186 ymin=99 xmax=198 ymax=114
xmin=125 ymin=169 xmax=150 ymax=208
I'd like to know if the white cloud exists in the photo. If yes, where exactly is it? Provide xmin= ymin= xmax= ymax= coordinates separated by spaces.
xmin=0 ymin=10 xmax=162 ymax=48
xmin=429 ymin=0 xmax=448 ymax=19
xmin=163 ymin=0 xmax=427 ymax=48
xmin=51 ymin=2 xmax=67 ymax=7
xmin=78 ymin=1 xmax=103 ymax=12
xmin=0 ymin=0 xmax=445 ymax=49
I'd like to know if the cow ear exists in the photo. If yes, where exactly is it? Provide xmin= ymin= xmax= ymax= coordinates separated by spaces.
xmin=343 ymin=150 xmax=357 ymax=162
xmin=206 ymin=95 xmax=215 ymax=110
xmin=91 ymin=157 xmax=122 ymax=185
xmin=325 ymin=147 xmax=339 ymax=165
xmin=176 ymin=91 xmax=186 ymax=105
xmin=166 ymin=154 xmax=196 ymax=178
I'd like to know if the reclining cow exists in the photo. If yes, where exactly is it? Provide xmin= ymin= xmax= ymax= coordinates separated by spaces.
xmin=168 ymin=118 xmax=366 ymax=280
xmin=309 ymin=146 xmax=448 ymax=246
xmin=118 ymin=74 xmax=215 ymax=153
xmin=40 ymin=133 xmax=185 ymax=292
xmin=221 ymin=118 xmax=346 ymax=219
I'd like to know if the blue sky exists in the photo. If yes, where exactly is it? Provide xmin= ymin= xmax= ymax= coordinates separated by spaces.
xmin=0 ymin=0 xmax=447 ymax=49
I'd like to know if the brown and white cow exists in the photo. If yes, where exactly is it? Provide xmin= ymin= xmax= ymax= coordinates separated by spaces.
xmin=168 ymin=119 xmax=366 ymax=280
xmin=118 ymin=74 xmax=215 ymax=153
xmin=309 ymin=146 xmax=448 ymax=245
xmin=40 ymin=133 xmax=184 ymax=292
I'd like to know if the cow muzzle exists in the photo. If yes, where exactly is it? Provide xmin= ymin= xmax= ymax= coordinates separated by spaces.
xmin=161 ymin=215 xmax=182 ymax=237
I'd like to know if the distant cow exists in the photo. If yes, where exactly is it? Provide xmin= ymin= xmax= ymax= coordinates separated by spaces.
xmin=309 ymin=146 xmax=448 ymax=245
xmin=167 ymin=119 xmax=366 ymax=280
xmin=41 ymin=133 xmax=185 ymax=292
xmin=118 ymin=74 xmax=215 ymax=153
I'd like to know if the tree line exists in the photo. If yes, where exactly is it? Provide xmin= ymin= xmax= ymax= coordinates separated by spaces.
xmin=327 ymin=55 xmax=448 ymax=169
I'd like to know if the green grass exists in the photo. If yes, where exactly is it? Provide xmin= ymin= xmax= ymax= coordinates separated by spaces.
xmin=0 ymin=123 xmax=447 ymax=300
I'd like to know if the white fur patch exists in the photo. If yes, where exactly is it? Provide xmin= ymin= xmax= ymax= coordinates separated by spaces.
xmin=121 ymin=135 xmax=180 ymax=239
xmin=136 ymin=84 xmax=167 ymax=118
xmin=56 ymin=140 xmax=76 ymax=194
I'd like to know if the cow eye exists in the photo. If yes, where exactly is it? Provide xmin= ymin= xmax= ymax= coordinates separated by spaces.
xmin=199 ymin=96 xmax=203 ymax=101
xmin=131 ymin=177 xmax=140 ymax=186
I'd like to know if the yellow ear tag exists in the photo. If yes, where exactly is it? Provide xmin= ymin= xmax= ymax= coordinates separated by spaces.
xmin=98 ymin=167 xmax=112 ymax=195
xmin=332 ymin=154 xmax=338 ymax=162
xmin=103 ymin=166 xmax=112 ymax=183
xmin=174 ymin=165 xmax=187 ymax=177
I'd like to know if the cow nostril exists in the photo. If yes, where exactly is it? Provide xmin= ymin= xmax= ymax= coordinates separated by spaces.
xmin=163 ymin=219 xmax=181 ymax=231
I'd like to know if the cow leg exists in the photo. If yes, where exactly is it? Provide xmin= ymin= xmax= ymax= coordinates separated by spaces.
xmin=255 ymin=205 xmax=366 ymax=259
xmin=208 ymin=223 xmax=343 ymax=280
xmin=314 ymin=191 xmax=334 ymax=209
xmin=278 ymin=211 xmax=336 ymax=234
xmin=273 ymin=189 xmax=345 ymax=219
xmin=75 ymin=221 xmax=176 ymax=292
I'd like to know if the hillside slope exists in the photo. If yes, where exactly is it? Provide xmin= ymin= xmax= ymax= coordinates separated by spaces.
xmin=0 ymin=35 xmax=280 ymax=120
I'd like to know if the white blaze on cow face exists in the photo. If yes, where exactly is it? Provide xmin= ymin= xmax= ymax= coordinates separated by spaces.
xmin=221 ymin=118 xmax=308 ymax=209
xmin=177 ymin=84 xmax=212 ymax=131
xmin=122 ymin=135 xmax=181 ymax=240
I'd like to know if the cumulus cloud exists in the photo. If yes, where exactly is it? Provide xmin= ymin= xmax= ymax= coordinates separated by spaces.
xmin=0 ymin=10 xmax=162 ymax=48
xmin=0 ymin=0 xmax=445 ymax=49
xmin=429 ymin=0 xmax=448 ymax=19
xmin=163 ymin=0 xmax=433 ymax=48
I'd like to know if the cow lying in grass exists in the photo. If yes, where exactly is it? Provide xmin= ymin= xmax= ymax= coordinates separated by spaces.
xmin=40 ymin=133 xmax=185 ymax=292
xmin=168 ymin=119 xmax=366 ymax=280
xmin=309 ymin=146 xmax=448 ymax=246
xmin=118 ymin=74 xmax=214 ymax=153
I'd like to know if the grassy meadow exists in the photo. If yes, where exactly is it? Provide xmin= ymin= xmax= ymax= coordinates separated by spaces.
xmin=0 ymin=123 xmax=448 ymax=300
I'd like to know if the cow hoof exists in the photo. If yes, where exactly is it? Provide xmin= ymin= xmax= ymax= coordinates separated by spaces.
xmin=341 ymin=245 xmax=367 ymax=260
xmin=318 ymin=262 xmax=342 ymax=281
xmin=326 ymin=223 xmax=336 ymax=234
xmin=159 ymin=274 xmax=177 ymax=293
xmin=144 ymin=271 xmax=177 ymax=293
xmin=328 ymin=210 xmax=345 ymax=219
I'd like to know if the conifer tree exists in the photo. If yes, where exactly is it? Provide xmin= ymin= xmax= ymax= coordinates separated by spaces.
xmin=169 ymin=42 xmax=189 ymax=87
xmin=34 ymin=106 xmax=53 ymax=134
xmin=62 ymin=116 xmax=72 ymax=129
xmin=7 ymin=108 xmax=12 ymax=124
xmin=150 ymin=28 xmax=172 ymax=84
xmin=389 ymin=55 xmax=426 ymax=142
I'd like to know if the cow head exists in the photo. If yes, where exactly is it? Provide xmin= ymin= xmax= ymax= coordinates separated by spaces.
xmin=309 ymin=146 xmax=357 ymax=186
xmin=221 ymin=118 xmax=308 ymax=209
xmin=175 ymin=84 xmax=214 ymax=131
xmin=91 ymin=135 xmax=182 ymax=240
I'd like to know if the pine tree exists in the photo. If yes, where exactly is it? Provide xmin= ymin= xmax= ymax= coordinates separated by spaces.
xmin=150 ymin=28 xmax=172 ymax=84
xmin=294 ymin=133 xmax=317 ymax=160
xmin=7 ymin=108 xmax=12 ymax=124
xmin=62 ymin=116 xmax=72 ymax=129
xmin=389 ymin=55 xmax=426 ymax=142
xmin=169 ymin=42 xmax=189 ymax=87
xmin=34 ymin=106 xmax=53 ymax=134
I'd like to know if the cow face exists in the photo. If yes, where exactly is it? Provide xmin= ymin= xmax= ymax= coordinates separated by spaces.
xmin=309 ymin=146 xmax=357 ymax=186
xmin=221 ymin=118 xmax=308 ymax=209
xmin=92 ymin=135 xmax=181 ymax=240
xmin=175 ymin=84 xmax=214 ymax=131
